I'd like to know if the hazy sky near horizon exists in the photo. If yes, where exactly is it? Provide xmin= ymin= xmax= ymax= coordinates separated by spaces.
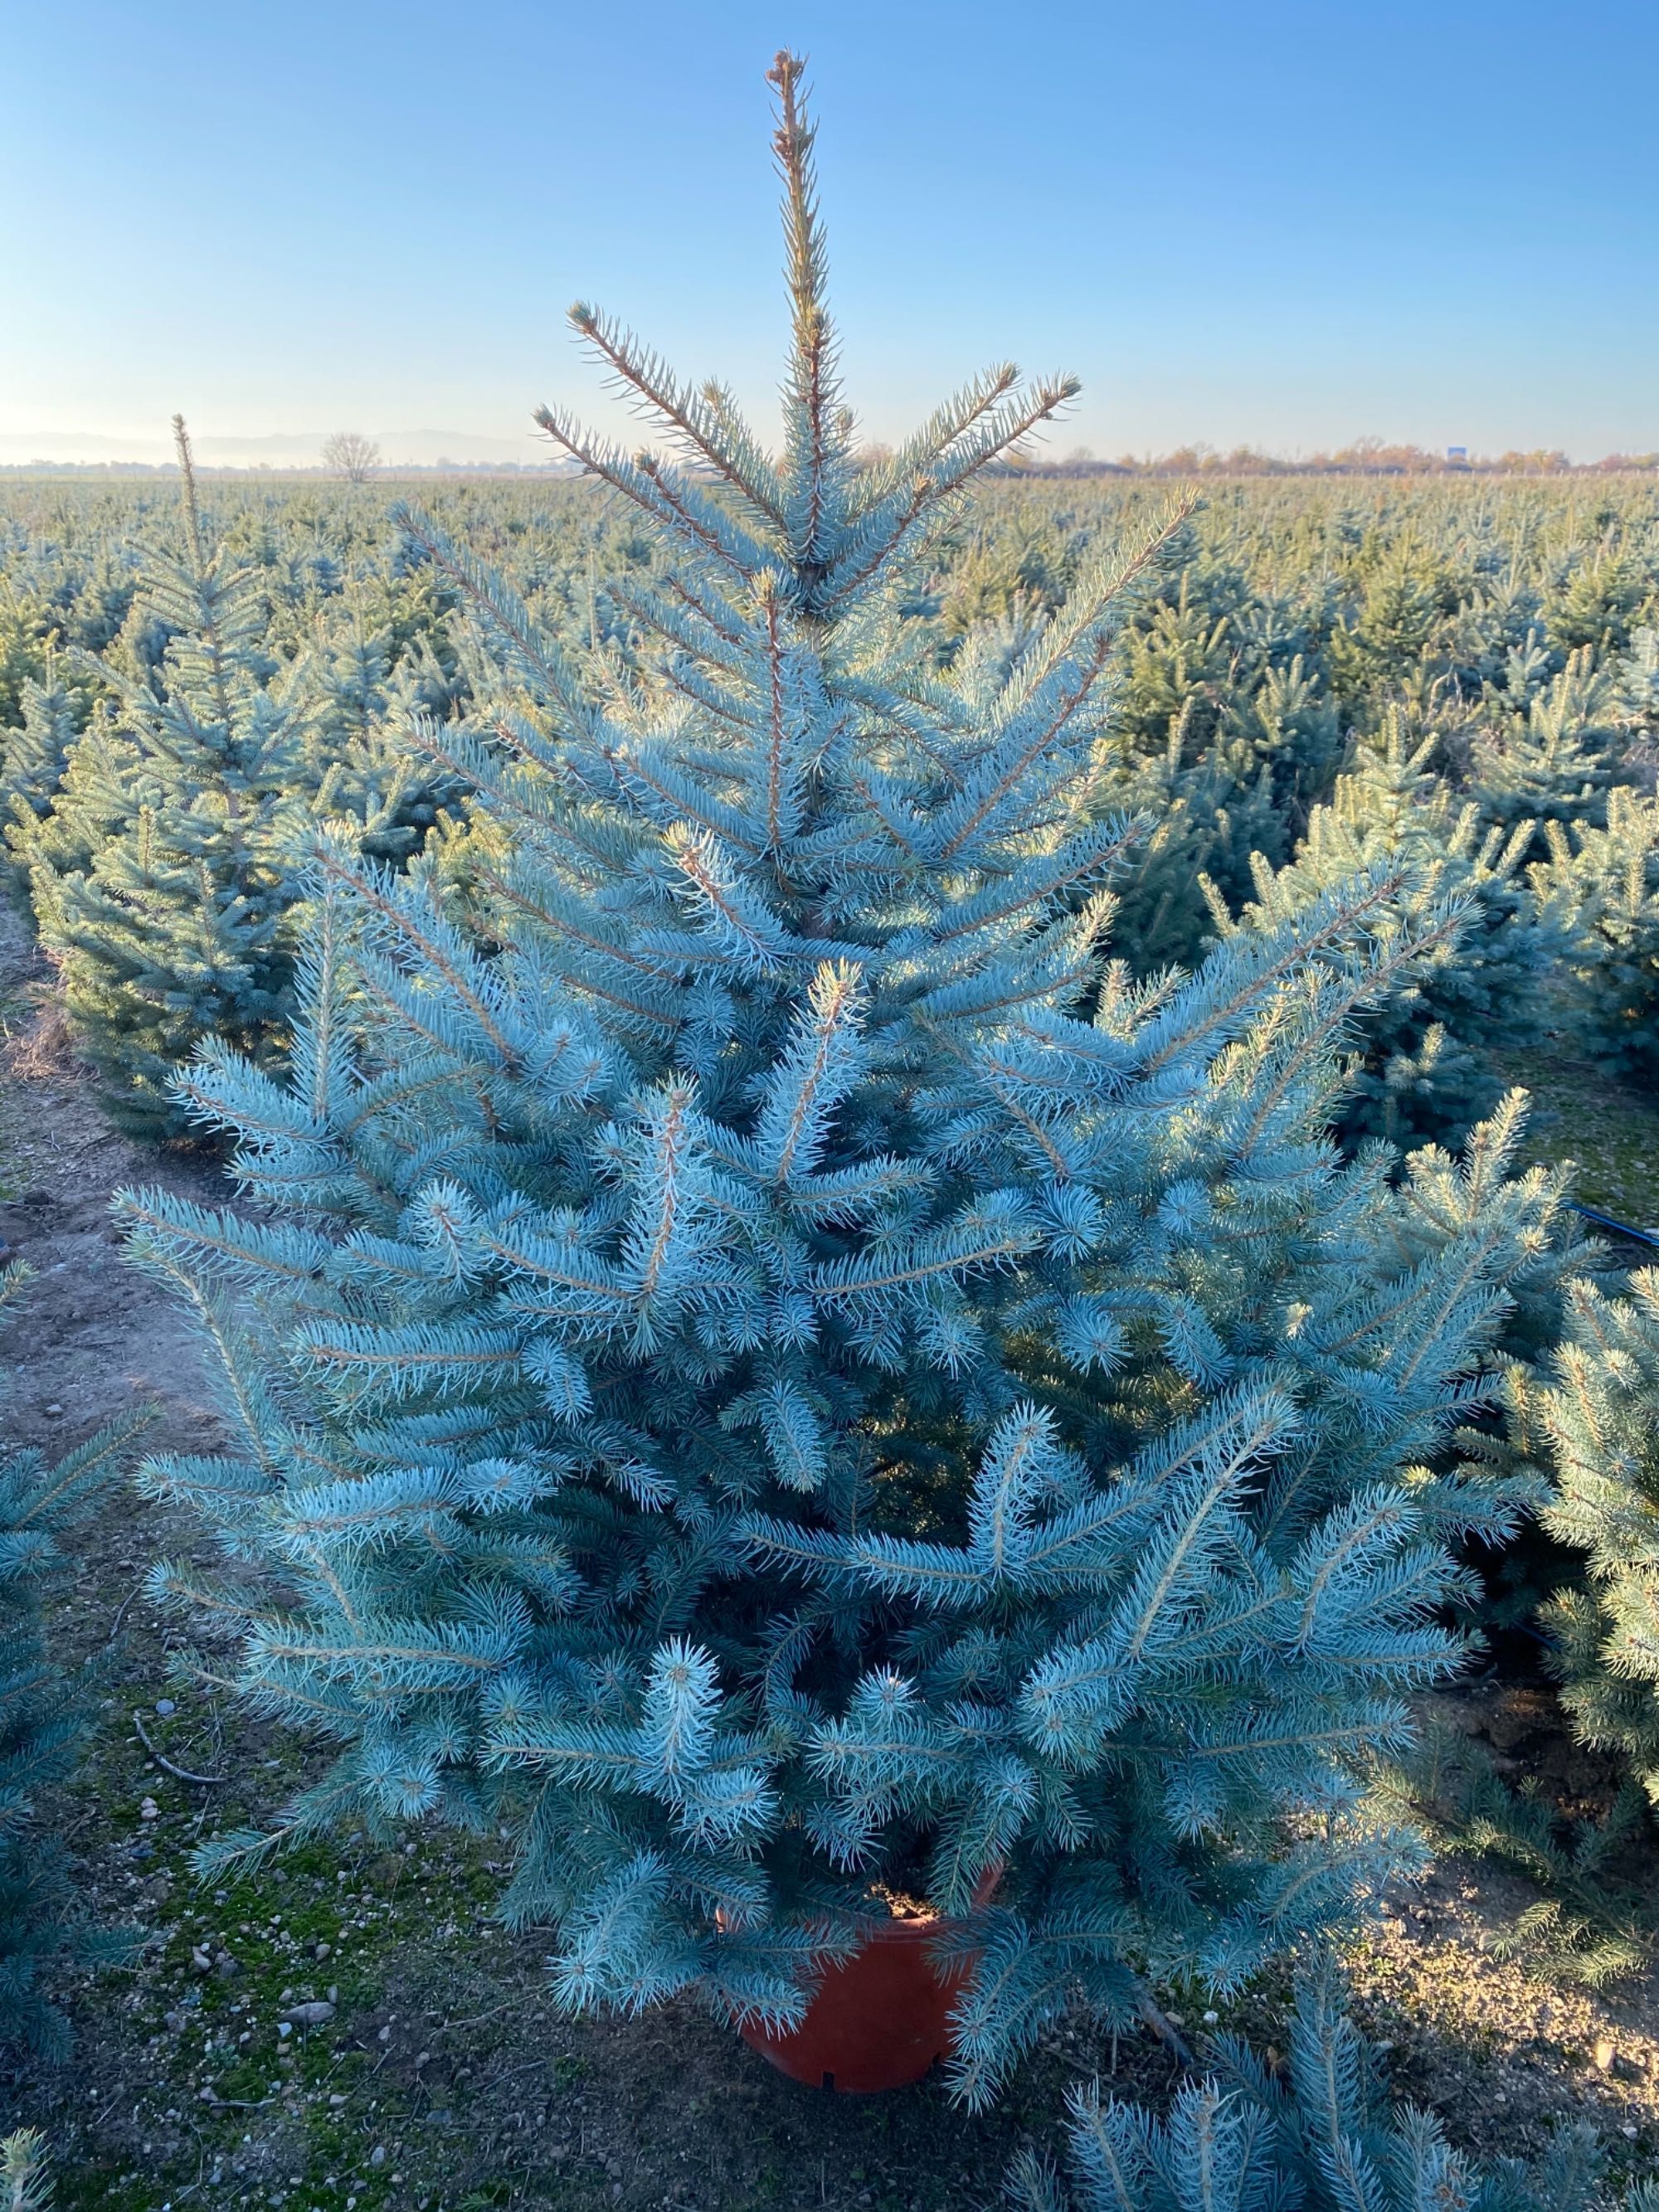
xmin=4 ymin=0 xmax=1656 ymax=463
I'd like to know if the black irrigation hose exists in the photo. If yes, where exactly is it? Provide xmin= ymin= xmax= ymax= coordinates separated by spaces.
xmin=1569 ymin=1201 xmax=1659 ymax=1252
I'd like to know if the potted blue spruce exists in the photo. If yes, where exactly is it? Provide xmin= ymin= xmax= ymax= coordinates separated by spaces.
xmin=121 ymin=55 xmax=1572 ymax=2103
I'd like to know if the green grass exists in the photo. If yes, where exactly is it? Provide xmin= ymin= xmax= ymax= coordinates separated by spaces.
xmin=57 ymin=1699 xmax=514 ymax=2210
xmin=1495 ymin=1051 xmax=1659 ymax=1232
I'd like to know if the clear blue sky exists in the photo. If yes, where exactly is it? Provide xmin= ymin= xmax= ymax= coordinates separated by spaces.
xmin=3 ymin=0 xmax=1656 ymax=463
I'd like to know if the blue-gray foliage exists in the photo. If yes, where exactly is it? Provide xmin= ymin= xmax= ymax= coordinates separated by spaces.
xmin=119 ymin=56 xmax=1579 ymax=2106
xmin=6 ymin=421 xmax=468 ymax=1139
xmin=1005 ymin=1957 xmax=1650 ymax=2212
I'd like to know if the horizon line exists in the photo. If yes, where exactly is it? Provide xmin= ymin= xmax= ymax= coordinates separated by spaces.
xmin=2 ymin=449 xmax=1657 ymax=483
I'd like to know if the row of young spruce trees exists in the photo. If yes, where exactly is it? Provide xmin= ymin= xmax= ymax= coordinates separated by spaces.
xmin=0 ymin=53 xmax=1657 ymax=2202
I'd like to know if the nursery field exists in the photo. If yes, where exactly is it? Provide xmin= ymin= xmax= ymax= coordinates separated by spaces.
xmin=3 ymin=422 xmax=1659 ymax=2212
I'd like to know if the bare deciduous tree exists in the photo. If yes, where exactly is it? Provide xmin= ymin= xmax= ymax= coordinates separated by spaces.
xmin=321 ymin=431 xmax=382 ymax=484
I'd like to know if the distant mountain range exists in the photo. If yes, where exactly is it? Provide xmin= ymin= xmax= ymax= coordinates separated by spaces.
xmin=0 ymin=427 xmax=571 ymax=469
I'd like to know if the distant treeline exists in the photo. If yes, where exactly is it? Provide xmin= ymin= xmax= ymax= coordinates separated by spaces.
xmin=999 ymin=440 xmax=1659 ymax=478
xmin=0 ymin=459 xmax=586 ymax=479
xmin=6 ymin=440 xmax=1657 ymax=483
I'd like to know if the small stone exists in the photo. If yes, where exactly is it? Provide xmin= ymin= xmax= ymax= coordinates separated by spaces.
xmin=378 ymin=2025 xmax=392 ymax=2043
xmin=1594 ymin=2037 xmax=1618 ymax=2073
xmin=368 ymin=2146 xmax=387 ymax=2169
xmin=1624 ymin=2125 xmax=1640 ymax=2140
xmin=314 ymin=1942 xmax=332 ymax=1961
xmin=43 ymin=1403 xmax=62 ymax=1417
xmin=1164 ymin=2010 xmax=1185 ymax=2027
xmin=190 ymin=1947 xmax=212 ymax=1973
xmin=139 ymin=1798 xmax=159 ymax=1821
xmin=1202 ymin=2010 xmax=1219 ymax=2025
xmin=278 ymin=2023 xmax=292 ymax=2042
xmin=154 ymin=1698 xmax=176 ymax=1716
xmin=328 ymin=2093 xmax=348 ymax=2107
xmin=328 ymin=1985 xmax=338 ymax=2003
xmin=415 ymin=2050 xmax=430 ymax=2070
xmin=287 ymin=2001 xmax=335 ymax=2026
xmin=163 ymin=2009 xmax=187 ymax=2032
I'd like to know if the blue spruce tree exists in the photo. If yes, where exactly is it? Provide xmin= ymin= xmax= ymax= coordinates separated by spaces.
xmin=1615 ymin=625 xmax=1659 ymax=746
xmin=300 ymin=605 xmax=464 ymax=868
xmin=1510 ymin=1269 xmax=1659 ymax=1811
xmin=120 ymin=56 xmax=1574 ymax=2105
xmin=10 ymin=425 xmax=460 ymax=1136
xmin=13 ymin=419 xmax=310 ymax=1137
xmin=1470 ymin=644 xmax=1619 ymax=850
xmin=1532 ymin=785 xmax=1659 ymax=1087
xmin=0 ymin=665 xmax=82 ymax=901
xmin=1005 ymin=1955 xmax=1647 ymax=2212
xmin=1216 ymin=712 xmax=1564 ymax=1150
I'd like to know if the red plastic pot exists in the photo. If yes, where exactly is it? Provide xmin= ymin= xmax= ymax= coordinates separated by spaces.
xmin=739 ymin=1878 xmax=996 ymax=2095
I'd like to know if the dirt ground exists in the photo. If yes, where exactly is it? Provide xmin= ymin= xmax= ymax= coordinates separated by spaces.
xmin=2 ymin=897 xmax=1657 ymax=2211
